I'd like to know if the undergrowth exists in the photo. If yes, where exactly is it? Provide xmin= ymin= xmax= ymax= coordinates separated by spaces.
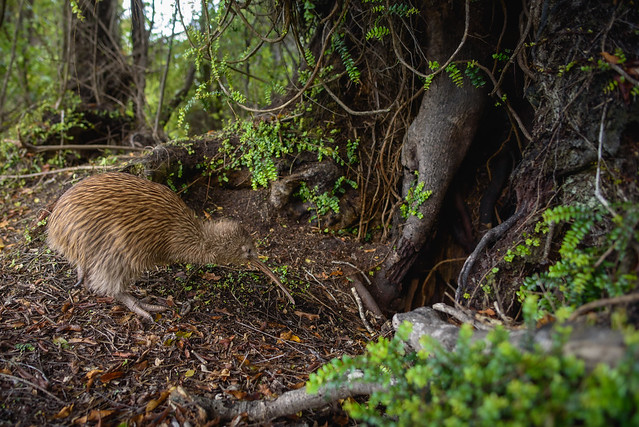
xmin=517 ymin=202 xmax=639 ymax=320
xmin=308 ymin=308 xmax=639 ymax=426
xmin=215 ymin=118 xmax=347 ymax=190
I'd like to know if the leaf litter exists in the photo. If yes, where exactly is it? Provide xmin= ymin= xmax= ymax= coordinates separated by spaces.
xmin=0 ymin=172 xmax=387 ymax=425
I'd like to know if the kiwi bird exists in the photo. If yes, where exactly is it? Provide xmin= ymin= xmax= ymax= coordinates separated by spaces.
xmin=47 ymin=172 xmax=294 ymax=321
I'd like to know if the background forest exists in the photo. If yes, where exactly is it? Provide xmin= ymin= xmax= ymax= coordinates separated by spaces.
xmin=1 ymin=0 xmax=639 ymax=425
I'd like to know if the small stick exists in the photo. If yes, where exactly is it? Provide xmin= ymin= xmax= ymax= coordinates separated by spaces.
xmin=0 ymin=372 xmax=64 ymax=403
xmin=568 ymin=293 xmax=639 ymax=321
xmin=351 ymin=287 xmax=376 ymax=335
xmin=432 ymin=303 xmax=493 ymax=331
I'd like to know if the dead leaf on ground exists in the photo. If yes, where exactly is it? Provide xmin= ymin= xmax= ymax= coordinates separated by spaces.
xmin=53 ymin=404 xmax=74 ymax=419
xmin=145 ymin=389 xmax=171 ymax=413
xmin=279 ymin=330 xmax=301 ymax=343
xmin=100 ymin=371 xmax=125 ymax=383
xmin=202 ymin=272 xmax=221 ymax=281
xmin=294 ymin=310 xmax=320 ymax=321
xmin=85 ymin=369 xmax=104 ymax=390
xmin=601 ymin=51 xmax=621 ymax=64
xmin=55 ymin=324 xmax=82 ymax=332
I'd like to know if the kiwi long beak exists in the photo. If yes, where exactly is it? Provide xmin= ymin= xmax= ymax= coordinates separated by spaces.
xmin=251 ymin=259 xmax=295 ymax=305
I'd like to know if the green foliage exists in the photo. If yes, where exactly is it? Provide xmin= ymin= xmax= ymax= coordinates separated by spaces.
xmin=518 ymin=203 xmax=639 ymax=319
xmin=217 ymin=118 xmax=347 ymax=189
xmin=346 ymin=138 xmax=360 ymax=164
xmin=492 ymin=49 xmax=511 ymax=63
xmin=558 ymin=61 xmax=576 ymax=77
xmin=229 ymin=120 xmax=284 ymax=189
xmin=69 ymin=0 xmax=85 ymax=21
xmin=465 ymin=61 xmax=486 ymax=88
xmin=366 ymin=25 xmax=391 ymax=41
xmin=298 ymin=182 xmax=340 ymax=216
xmin=170 ymin=2 xmax=295 ymax=135
xmin=14 ymin=343 xmax=35 ymax=353
xmin=308 ymin=321 xmax=639 ymax=426
xmin=400 ymin=172 xmax=432 ymax=219
xmin=0 ymin=0 xmax=67 ymax=130
xmin=303 ymin=0 xmax=318 ymax=26
xmin=297 ymin=176 xmax=357 ymax=229
xmin=364 ymin=0 xmax=418 ymax=41
xmin=332 ymin=34 xmax=361 ymax=84
xmin=445 ymin=63 xmax=464 ymax=87
xmin=503 ymin=233 xmax=540 ymax=263
xmin=420 ymin=61 xmax=440 ymax=90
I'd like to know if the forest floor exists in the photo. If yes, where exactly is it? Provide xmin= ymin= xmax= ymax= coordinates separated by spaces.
xmin=0 ymin=166 xmax=388 ymax=426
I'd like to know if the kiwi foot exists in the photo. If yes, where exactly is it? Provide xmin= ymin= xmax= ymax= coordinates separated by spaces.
xmin=114 ymin=292 xmax=168 ymax=322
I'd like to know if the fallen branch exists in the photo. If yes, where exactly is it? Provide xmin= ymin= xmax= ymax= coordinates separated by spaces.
xmin=393 ymin=307 xmax=626 ymax=370
xmin=170 ymin=380 xmax=383 ymax=423
xmin=22 ymin=143 xmax=149 ymax=153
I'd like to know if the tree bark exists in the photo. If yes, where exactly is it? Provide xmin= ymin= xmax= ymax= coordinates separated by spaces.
xmin=70 ymin=0 xmax=130 ymax=108
xmin=370 ymin=3 xmax=486 ymax=307
xmin=131 ymin=0 xmax=149 ymax=126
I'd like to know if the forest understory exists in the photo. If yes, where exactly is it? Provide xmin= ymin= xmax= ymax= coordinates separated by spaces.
xmin=0 ymin=166 xmax=390 ymax=425
xmin=2 ymin=0 xmax=639 ymax=425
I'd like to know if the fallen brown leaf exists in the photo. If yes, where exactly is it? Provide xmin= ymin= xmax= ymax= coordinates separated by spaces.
xmin=226 ymin=389 xmax=247 ymax=399
xmin=294 ymin=311 xmax=320 ymax=321
xmin=56 ymin=324 xmax=82 ymax=333
xmin=279 ymin=331 xmax=301 ymax=342
xmin=202 ymin=272 xmax=221 ymax=281
xmin=100 ymin=371 xmax=124 ymax=383
xmin=145 ymin=389 xmax=171 ymax=413
xmin=133 ymin=360 xmax=148 ymax=371
xmin=601 ymin=51 xmax=621 ymax=64
xmin=112 ymin=351 xmax=136 ymax=358
xmin=53 ymin=404 xmax=73 ymax=419
xmin=85 ymin=369 xmax=103 ymax=391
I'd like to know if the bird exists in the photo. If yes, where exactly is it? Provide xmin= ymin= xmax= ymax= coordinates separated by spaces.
xmin=47 ymin=172 xmax=294 ymax=321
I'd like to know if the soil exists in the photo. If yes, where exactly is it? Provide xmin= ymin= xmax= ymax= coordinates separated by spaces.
xmin=0 ymin=168 xmax=389 ymax=426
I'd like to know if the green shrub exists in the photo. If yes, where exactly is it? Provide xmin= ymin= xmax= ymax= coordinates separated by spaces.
xmin=308 ymin=321 xmax=639 ymax=426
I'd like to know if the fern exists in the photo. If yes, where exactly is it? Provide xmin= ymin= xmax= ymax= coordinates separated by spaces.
xmin=519 ymin=203 xmax=639 ymax=319
xmin=465 ymin=61 xmax=486 ymax=88
xmin=387 ymin=3 xmax=419 ymax=17
xmin=332 ymin=34 xmax=361 ymax=84
xmin=304 ymin=49 xmax=316 ymax=68
xmin=366 ymin=25 xmax=390 ymax=41
xmin=445 ymin=63 xmax=464 ymax=87
xmin=400 ymin=172 xmax=432 ymax=219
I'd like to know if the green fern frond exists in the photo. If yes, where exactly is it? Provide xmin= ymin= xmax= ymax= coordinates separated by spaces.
xmin=445 ymin=63 xmax=464 ymax=87
xmin=332 ymin=34 xmax=361 ymax=84
xmin=366 ymin=25 xmax=390 ymax=41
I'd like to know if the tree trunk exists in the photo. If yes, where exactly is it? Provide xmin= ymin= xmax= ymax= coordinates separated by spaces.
xmin=70 ymin=0 xmax=131 ymax=108
xmin=131 ymin=0 xmax=149 ymax=126
xmin=461 ymin=0 xmax=639 ymax=314
xmin=370 ymin=3 xmax=487 ymax=307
